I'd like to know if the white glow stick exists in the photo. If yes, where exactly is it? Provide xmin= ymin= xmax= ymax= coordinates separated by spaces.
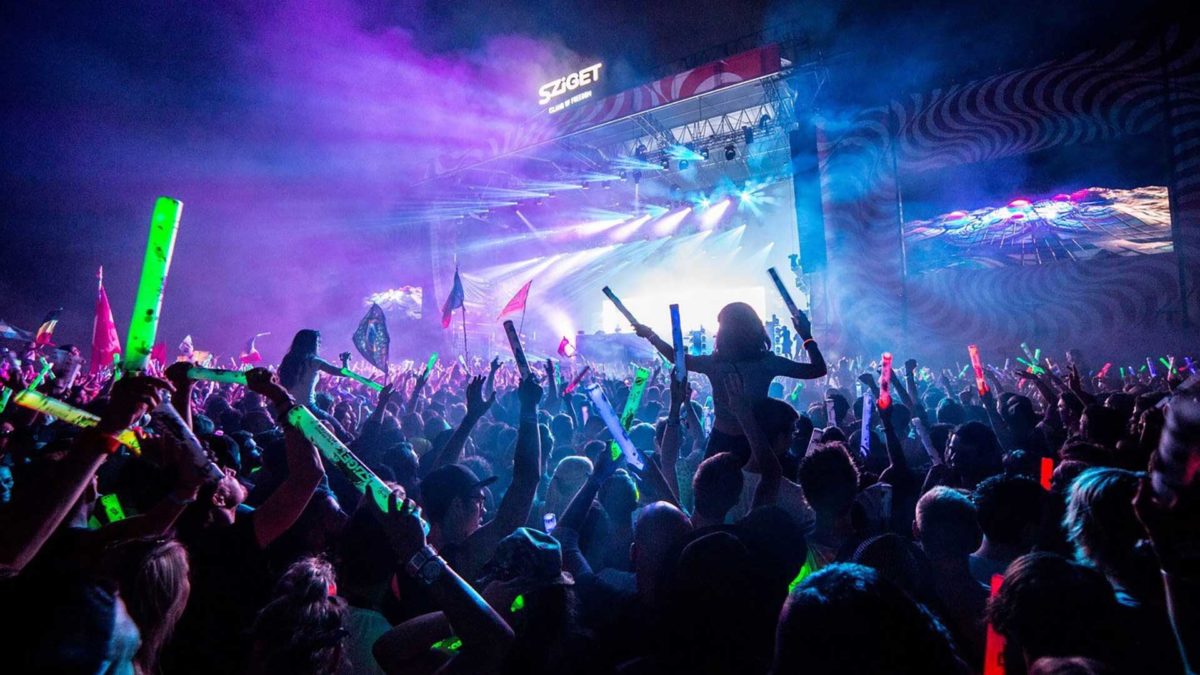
xmin=503 ymin=320 xmax=531 ymax=379
xmin=583 ymin=383 xmax=644 ymax=470
xmin=859 ymin=390 xmax=873 ymax=459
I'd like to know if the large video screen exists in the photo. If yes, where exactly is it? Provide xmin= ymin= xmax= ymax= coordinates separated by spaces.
xmin=899 ymin=134 xmax=1173 ymax=275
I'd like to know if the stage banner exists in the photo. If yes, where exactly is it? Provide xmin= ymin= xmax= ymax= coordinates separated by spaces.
xmin=429 ymin=45 xmax=783 ymax=177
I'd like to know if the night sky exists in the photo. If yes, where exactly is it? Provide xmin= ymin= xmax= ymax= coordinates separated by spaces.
xmin=0 ymin=0 xmax=1168 ymax=358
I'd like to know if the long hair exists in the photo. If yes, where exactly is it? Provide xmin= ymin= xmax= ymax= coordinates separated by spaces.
xmin=250 ymin=557 xmax=349 ymax=675
xmin=714 ymin=302 xmax=770 ymax=361
xmin=279 ymin=329 xmax=320 ymax=388
xmin=115 ymin=538 xmax=191 ymax=675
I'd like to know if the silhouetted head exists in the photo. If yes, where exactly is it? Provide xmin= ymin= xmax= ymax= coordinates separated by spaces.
xmin=715 ymin=302 xmax=770 ymax=360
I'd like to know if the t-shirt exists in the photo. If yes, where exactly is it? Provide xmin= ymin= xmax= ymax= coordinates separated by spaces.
xmin=345 ymin=606 xmax=391 ymax=675
xmin=287 ymin=355 xmax=321 ymax=404
xmin=730 ymin=470 xmax=816 ymax=534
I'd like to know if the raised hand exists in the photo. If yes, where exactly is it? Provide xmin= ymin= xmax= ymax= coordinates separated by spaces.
xmin=904 ymin=358 xmax=917 ymax=374
xmin=517 ymin=373 xmax=544 ymax=410
xmin=490 ymin=356 xmax=501 ymax=372
xmin=99 ymin=375 xmax=173 ymax=434
xmin=791 ymin=310 xmax=812 ymax=340
xmin=632 ymin=323 xmax=655 ymax=339
xmin=373 ymin=490 xmax=428 ymax=562
xmin=164 ymin=361 xmax=193 ymax=390
xmin=669 ymin=367 xmax=691 ymax=411
xmin=245 ymin=367 xmax=292 ymax=408
xmin=465 ymin=375 xmax=496 ymax=419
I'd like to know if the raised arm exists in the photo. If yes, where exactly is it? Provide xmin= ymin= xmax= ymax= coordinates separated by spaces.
xmin=0 ymin=375 xmax=172 ymax=576
xmin=373 ymin=494 xmax=514 ymax=675
xmin=244 ymin=368 xmax=326 ymax=548
xmin=164 ymin=361 xmax=195 ymax=429
xmin=466 ymin=374 xmax=542 ymax=562
xmin=659 ymin=371 xmax=688 ymax=502
xmin=423 ymin=376 xmax=494 ymax=477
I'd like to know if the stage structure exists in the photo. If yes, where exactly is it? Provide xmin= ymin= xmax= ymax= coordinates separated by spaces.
xmin=412 ymin=23 xmax=832 ymax=362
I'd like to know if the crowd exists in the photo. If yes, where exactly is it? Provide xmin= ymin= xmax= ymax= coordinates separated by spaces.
xmin=0 ymin=301 xmax=1196 ymax=675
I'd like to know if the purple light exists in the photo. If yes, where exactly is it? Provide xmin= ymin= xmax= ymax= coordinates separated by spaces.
xmin=1053 ymin=193 xmax=1071 ymax=201
xmin=700 ymin=198 xmax=732 ymax=229
xmin=944 ymin=210 xmax=969 ymax=220
xmin=1071 ymin=189 xmax=1091 ymax=201
xmin=652 ymin=207 xmax=693 ymax=236
xmin=1008 ymin=199 xmax=1031 ymax=208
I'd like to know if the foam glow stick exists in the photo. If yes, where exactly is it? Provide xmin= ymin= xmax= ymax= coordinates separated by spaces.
xmin=100 ymin=493 xmax=127 ymax=523
xmin=825 ymin=397 xmax=836 ymax=426
xmin=430 ymin=637 xmax=462 ymax=655
xmin=1159 ymin=357 xmax=1172 ymax=372
xmin=1119 ymin=367 xmax=1126 ymax=379
xmin=602 ymin=286 xmax=641 ymax=326
xmin=0 ymin=387 xmax=11 ymax=414
xmin=788 ymin=549 xmax=818 ymax=593
xmin=788 ymin=381 xmax=804 ymax=402
xmin=620 ymin=366 xmax=651 ymax=429
xmin=510 ymin=594 xmax=526 ymax=613
xmin=11 ymin=389 xmax=141 ymax=452
xmin=337 ymin=367 xmax=384 ymax=392
xmin=1097 ymin=362 xmax=1112 ymax=379
xmin=767 ymin=267 xmax=801 ymax=317
xmin=563 ymin=365 xmax=591 ymax=394
xmin=1147 ymin=357 xmax=1158 ymax=378
xmin=983 ymin=574 xmax=1007 ymax=675
xmin=188 ymin=366 xmax=248 ymax=385
xmin=583 ymin=383 xmax=644 ymax=469
xmin=124 ymin=197 xmax=183 ymax=372
xmin=859 ymin=390 xmax=873 ymax=459
xmin=423 ymin=352 xmax=439 ymax=375
xmin=29 ymin=358 xmax=54 ymax=389
xmin=669 ymin=304 xmax=686 ymax=382
xmin=503 ymin=320 xmax=531 ymax=379
xmin=1039 ymin=457 xmax=1054 ymax=490
xmin=1186 ymin=356 xmax=1196 ymax=374
xmin=968 ymin=344 xmax=989 ymax=397
xmin=878 ymin=353 xmax=893 ymax=409
xmin=287 ymin=405 xmax=392 ymax=512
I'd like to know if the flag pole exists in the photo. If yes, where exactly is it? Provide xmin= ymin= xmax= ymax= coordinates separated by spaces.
xmin=460 ymin=305 xmax=469 ymax=362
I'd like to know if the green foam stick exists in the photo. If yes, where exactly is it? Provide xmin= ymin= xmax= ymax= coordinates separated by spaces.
xmin=287 ymin=405 xmax=392 ymax=512
xmin=12 ymin=389 xmax=141 ymax=452
xmin=337 ymin=367 xmax=384 ymax=392
xmin=29 ymin=358 xmax=54 ymax=389
xmin=510 ymin=594 xmax=526 ymax=613
xmin=188 ymin=366 xmax=248 ymax=385
xmin=788 ymin=549 xmax=818 ymax=593
xmin=124 ymin=197 xmax=183 ymax=372
xmin=430 ymin=637 xmax=462 ymax=655
xmin=620 ymin=366 xmax=651 ymax=429
xmin=0 ymin=387 xmax=10 ymax=413
xmin=99 ymin=493 xmax=126 ymax=523
xmin=424 ymin=352 xmax=439 ymax=374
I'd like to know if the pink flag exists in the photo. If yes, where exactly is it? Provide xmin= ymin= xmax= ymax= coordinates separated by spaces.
xmin=496 ymin=279 xmax=533 ymax=321
xmin=89 ymin=267 xmax=121 ymax=374
xmin=150 ymin=343 xmax=167 ymax=366
xmin=557 ymin=336 xmax=576 ymax=358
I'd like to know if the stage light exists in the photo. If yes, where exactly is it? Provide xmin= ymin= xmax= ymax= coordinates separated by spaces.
xmin=724 ymin=145 xmax=736 ymax=161
xmin=652 ymin=207 xmax=692 ymax=236
xmin=618 ymin=169 xmax=628 ymax=181
xmin=701 ymin=147 xmax=710 ymax=160
xmin=661 ymin=157 xmax=670 ymax=170
xmin=581 ymin=181 xmax=590 ymax=190
xmin=679 ymin=159 xmax=689 ymax=170
xmin=743 ymin=126 xmax=754 ymax=145
xmin=632 ymin=170 xmax=642 ymax=184
xmin=700 ymin=198 xmax=732 ymax=229
xmin=611 ymin=214 xmax=653 ymax=241
xmin=759 ymin=114 xmax=771 ymax=129
xmin=1008 ymin=199 xmax=1031 ymax=208
xmin=635 ymin=144 xmax=648 ymax=161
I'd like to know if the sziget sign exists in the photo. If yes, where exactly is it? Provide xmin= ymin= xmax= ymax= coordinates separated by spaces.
xmin=538 ymin=63 xmax=603 ymax=107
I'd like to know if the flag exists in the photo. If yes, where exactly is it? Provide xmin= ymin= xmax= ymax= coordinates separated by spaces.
xmin=34 ymin=308 xmax=63 ymax=346
xmin=179 ymin=334 xmax=194 ymax=358
xmin=557 ymin=336 xmax=576 ymax=358
xmin=89 ymin=269 xmax=121 ymax=374
xmin=239 ymin=332 xmax=269 ymax=364
xmin=353 ymin=304 xmax=390 ymax=372
xmin=496 ymin=279 xmax=533 ymax=321
xmin=441 ymin=267 xmax=464 ymax=328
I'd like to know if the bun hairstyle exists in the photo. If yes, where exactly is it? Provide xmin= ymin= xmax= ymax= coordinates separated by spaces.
xmin=250 ymin=557 xmax=349 ymax=674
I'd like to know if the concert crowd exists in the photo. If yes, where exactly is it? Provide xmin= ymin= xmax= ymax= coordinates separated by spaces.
xmin=0 ymin=303 xmax=1196 ymax=675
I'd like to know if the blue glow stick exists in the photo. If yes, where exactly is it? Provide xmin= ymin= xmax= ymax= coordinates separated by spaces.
xmin=859 ymin=390 xmax=873 ymax=459
xmin=669 ymin=304 xmax=686 ymax=382
xmin=503 ymin=320 xmax=531 ymax=379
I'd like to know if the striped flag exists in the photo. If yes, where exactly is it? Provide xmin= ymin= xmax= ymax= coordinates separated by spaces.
xmin=34 ymin=308 xmax=63 ymax=346
xmin=441 ymin=267 xmax=464 ymax=328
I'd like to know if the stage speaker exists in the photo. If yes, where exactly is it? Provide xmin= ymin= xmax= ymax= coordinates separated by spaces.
xmin=789 ymin=121 xmax=827 ymax=273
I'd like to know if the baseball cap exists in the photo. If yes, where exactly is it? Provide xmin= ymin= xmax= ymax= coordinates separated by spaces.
xmin=477 ymin=527 xmax=574 ymax=587
xmin=419 ymin=463 xmax=497 ymax=521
